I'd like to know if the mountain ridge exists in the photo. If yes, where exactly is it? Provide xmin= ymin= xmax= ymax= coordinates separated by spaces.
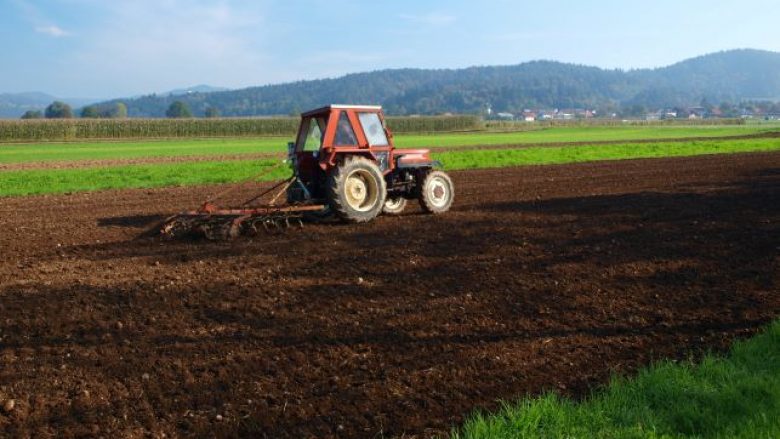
xmin=105 ymin=49 xmax=779 ymax=117
xmin=5 ymin=49 xmax=779 ymax=118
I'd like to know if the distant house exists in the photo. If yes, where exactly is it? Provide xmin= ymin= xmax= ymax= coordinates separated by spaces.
xmin=496 ymin=112 xmax=515 ymax=120
xmin=538 ymin=111 xmax=553 ymax=120
xmin=522 ymin=111 xmax=536 ymax=122
xmin=687 ymin=107 xmax=708 ymax=119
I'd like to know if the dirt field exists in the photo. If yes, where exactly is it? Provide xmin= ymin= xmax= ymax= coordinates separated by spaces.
xmin=1 ymin=152 xmax=778 ymax=438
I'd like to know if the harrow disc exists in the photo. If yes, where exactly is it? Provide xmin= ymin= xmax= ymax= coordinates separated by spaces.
xmin=159 ymin=212 xmax=306 ymax=241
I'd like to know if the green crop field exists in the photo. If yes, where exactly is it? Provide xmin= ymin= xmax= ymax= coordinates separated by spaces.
xmin=452 ymin=319 xmax=780 ymax=439
xmin=2 ymin=138 xmax=778 ymax=197
xmin=393 ymin=124 xmax=773 ymax=148
xmin=0 ymin=124 xmax=776 ymax=164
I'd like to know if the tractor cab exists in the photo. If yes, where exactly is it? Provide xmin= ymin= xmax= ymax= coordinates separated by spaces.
xmin=289 ymin=105 xmax=394 ymax=176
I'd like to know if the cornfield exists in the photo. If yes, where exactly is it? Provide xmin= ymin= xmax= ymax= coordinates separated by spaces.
xmin=0 ymin=115 xmax=484 ymax=143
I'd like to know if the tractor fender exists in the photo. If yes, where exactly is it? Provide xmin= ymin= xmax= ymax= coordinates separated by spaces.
xmin=321 ymin=150 xmax=376 ymax=172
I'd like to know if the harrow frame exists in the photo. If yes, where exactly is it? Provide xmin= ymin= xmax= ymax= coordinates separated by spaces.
xmin=160 ymin=202 xmax=326 ymax=240
xmin=159 ymin=169 xmax=326 ymax=240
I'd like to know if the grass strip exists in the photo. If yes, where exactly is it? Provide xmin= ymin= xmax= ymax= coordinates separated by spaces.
xmin=1 ymin=139 xmax=779 ymax=197
xmin=0 ymin=160 xmax=290 ymax=197
xmin=0 ymin=125 xmax=775 ymax=164
xmin=433 ymin=138 xmax=780 ymax=170
xmin=451 ymin=319 xmax=780 ymax=439
xmin=394 ymin=125 xmax=774 ymax=149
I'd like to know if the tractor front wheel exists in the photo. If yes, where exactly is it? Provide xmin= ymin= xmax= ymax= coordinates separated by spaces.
xmin=419 ymin=170 xmax=454 ymax=214
xmin=327 ymin=156 xmax=387 ymax=223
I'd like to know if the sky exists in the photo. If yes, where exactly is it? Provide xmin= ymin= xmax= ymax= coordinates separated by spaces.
xmin=1 ymin=0 xmax=779 ymax=99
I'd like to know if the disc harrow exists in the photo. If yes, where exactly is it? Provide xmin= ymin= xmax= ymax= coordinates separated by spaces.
xmin=158 ymin=168 xmax=326 ymax=241
xmin=160 ymin=207 xmax=316 ymax=241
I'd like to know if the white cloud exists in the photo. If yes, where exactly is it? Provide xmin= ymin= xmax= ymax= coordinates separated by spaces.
xmin=399 ymin=12 xmax=456 ymax=26
xmin=35 ymin=25 xmax=71 ymax=37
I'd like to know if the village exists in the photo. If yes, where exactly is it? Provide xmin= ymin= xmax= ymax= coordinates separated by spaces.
xmin=488 ymin=105 xmax=780 ymax=122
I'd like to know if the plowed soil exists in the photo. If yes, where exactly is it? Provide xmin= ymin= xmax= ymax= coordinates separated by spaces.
xmin=1 ymin=152 xmax=778 ymax=438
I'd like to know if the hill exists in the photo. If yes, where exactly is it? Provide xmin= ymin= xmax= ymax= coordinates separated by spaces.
xmin=77 ymin=49 xmax=780 ymax=117
xmin=0 ymin=92 xmax=97 ymax=118
xmin=164 ymin=85 xmax=231 ymax=96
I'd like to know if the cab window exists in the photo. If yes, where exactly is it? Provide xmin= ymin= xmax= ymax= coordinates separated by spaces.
xmin=297 ymin=116 xmax=327 ymax=151
xmin=333 ymin=111 xmax=358 ymax=146
xmin=358 ymin=112 xmax=389 ymax=146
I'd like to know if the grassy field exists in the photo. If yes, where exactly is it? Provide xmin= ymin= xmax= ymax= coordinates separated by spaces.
xmin=2 ymin=138 xmax=779 ymax=197
xmin=0 ymin=125 xmax=775 ymax=164
xmin=452 ymin=319 xmax=780 ymax=439
xmin=394 ymin=124 xmax=772 ymax=148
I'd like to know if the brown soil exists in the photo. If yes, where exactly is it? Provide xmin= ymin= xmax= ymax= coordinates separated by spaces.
xmin=0 ymin=152 xmax=778 ymax=438
xmin=0 ymin=152 xmax=282 ymax=172
xmin=3 ymin=130 xmax=778 ymax=171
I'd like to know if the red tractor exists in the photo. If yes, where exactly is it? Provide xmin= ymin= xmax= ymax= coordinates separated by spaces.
xmin=288 ymin=104 xmax=454 ymax=221
xmin=161 ymin=105 xmax=454 ymax=239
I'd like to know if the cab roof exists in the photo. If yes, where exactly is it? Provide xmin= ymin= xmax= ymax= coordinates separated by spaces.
xmin=301 ymin=104 xmax=382 ymax=117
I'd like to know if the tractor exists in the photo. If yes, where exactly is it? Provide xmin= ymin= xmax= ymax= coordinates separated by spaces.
xmin=160 ymin=105 xmax=454 ymax=240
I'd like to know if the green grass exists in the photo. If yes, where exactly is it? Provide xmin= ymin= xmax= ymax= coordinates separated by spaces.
xmin=452 ymin=319 xmax=780 ymax=439
xmin=0 ymin=159 xmax=292 ymax=197
xmin=1 ymin=138 xmax=778 ymax=197
xmin=433 ymin=138 xmax=780 ymax=171
xmin=0 ymin=125 xmax=775 ymax=164
xmin=393 ymin=125 xmax=773 ymax=149
xmin=0 ymin=137 xmax=289 ymax=163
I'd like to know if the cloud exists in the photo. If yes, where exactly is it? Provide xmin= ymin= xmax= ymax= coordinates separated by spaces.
xmin=399 ymin=12 xmax=456 ymax=26
xmin=35 ymin=25 xmax=71 ymax=37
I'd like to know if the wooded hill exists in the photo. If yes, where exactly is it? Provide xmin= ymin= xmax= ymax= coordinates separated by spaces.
xmin=93 ymin=49 xmax=780 ymax=117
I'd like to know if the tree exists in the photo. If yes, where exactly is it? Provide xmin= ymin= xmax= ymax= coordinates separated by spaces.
xmin=21 ymin=110 xmax=43 ymax=119
xmin=718 ymin=101 xmax=738 ymax=118
xmin=166 ymin=101 xmax=192 ymax=118
xmin=112 ymin=102 xmax=128 ymax=118
xmin=622 ymin=104 xmax=647 ymax=118
xmin=81 ymin=105 xmax=100 ymax=118
xmin=204 ymin=106 xmax=220 ymax=118
xmin=45 ymin=101 xmax=74 ymax=119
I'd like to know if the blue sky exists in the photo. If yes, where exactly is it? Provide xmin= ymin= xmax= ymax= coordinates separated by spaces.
xmin=2 ymin=0 xmax=779 ymax=98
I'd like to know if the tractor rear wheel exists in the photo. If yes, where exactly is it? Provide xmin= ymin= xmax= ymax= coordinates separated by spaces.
xmin=382 ymin=196 xmax=408 ymax=215
xmin=419 ymin=170 xmax=454 ymax=214
xmin=327 ymin=156 xmax=387 ymax=223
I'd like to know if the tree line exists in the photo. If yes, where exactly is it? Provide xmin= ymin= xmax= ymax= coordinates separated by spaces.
xmin=21 ymin=100 xmax=216 ymax=119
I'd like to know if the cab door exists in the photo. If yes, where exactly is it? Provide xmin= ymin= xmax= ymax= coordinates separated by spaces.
xmin=294 ymin=115 xmax=328 ymax=185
